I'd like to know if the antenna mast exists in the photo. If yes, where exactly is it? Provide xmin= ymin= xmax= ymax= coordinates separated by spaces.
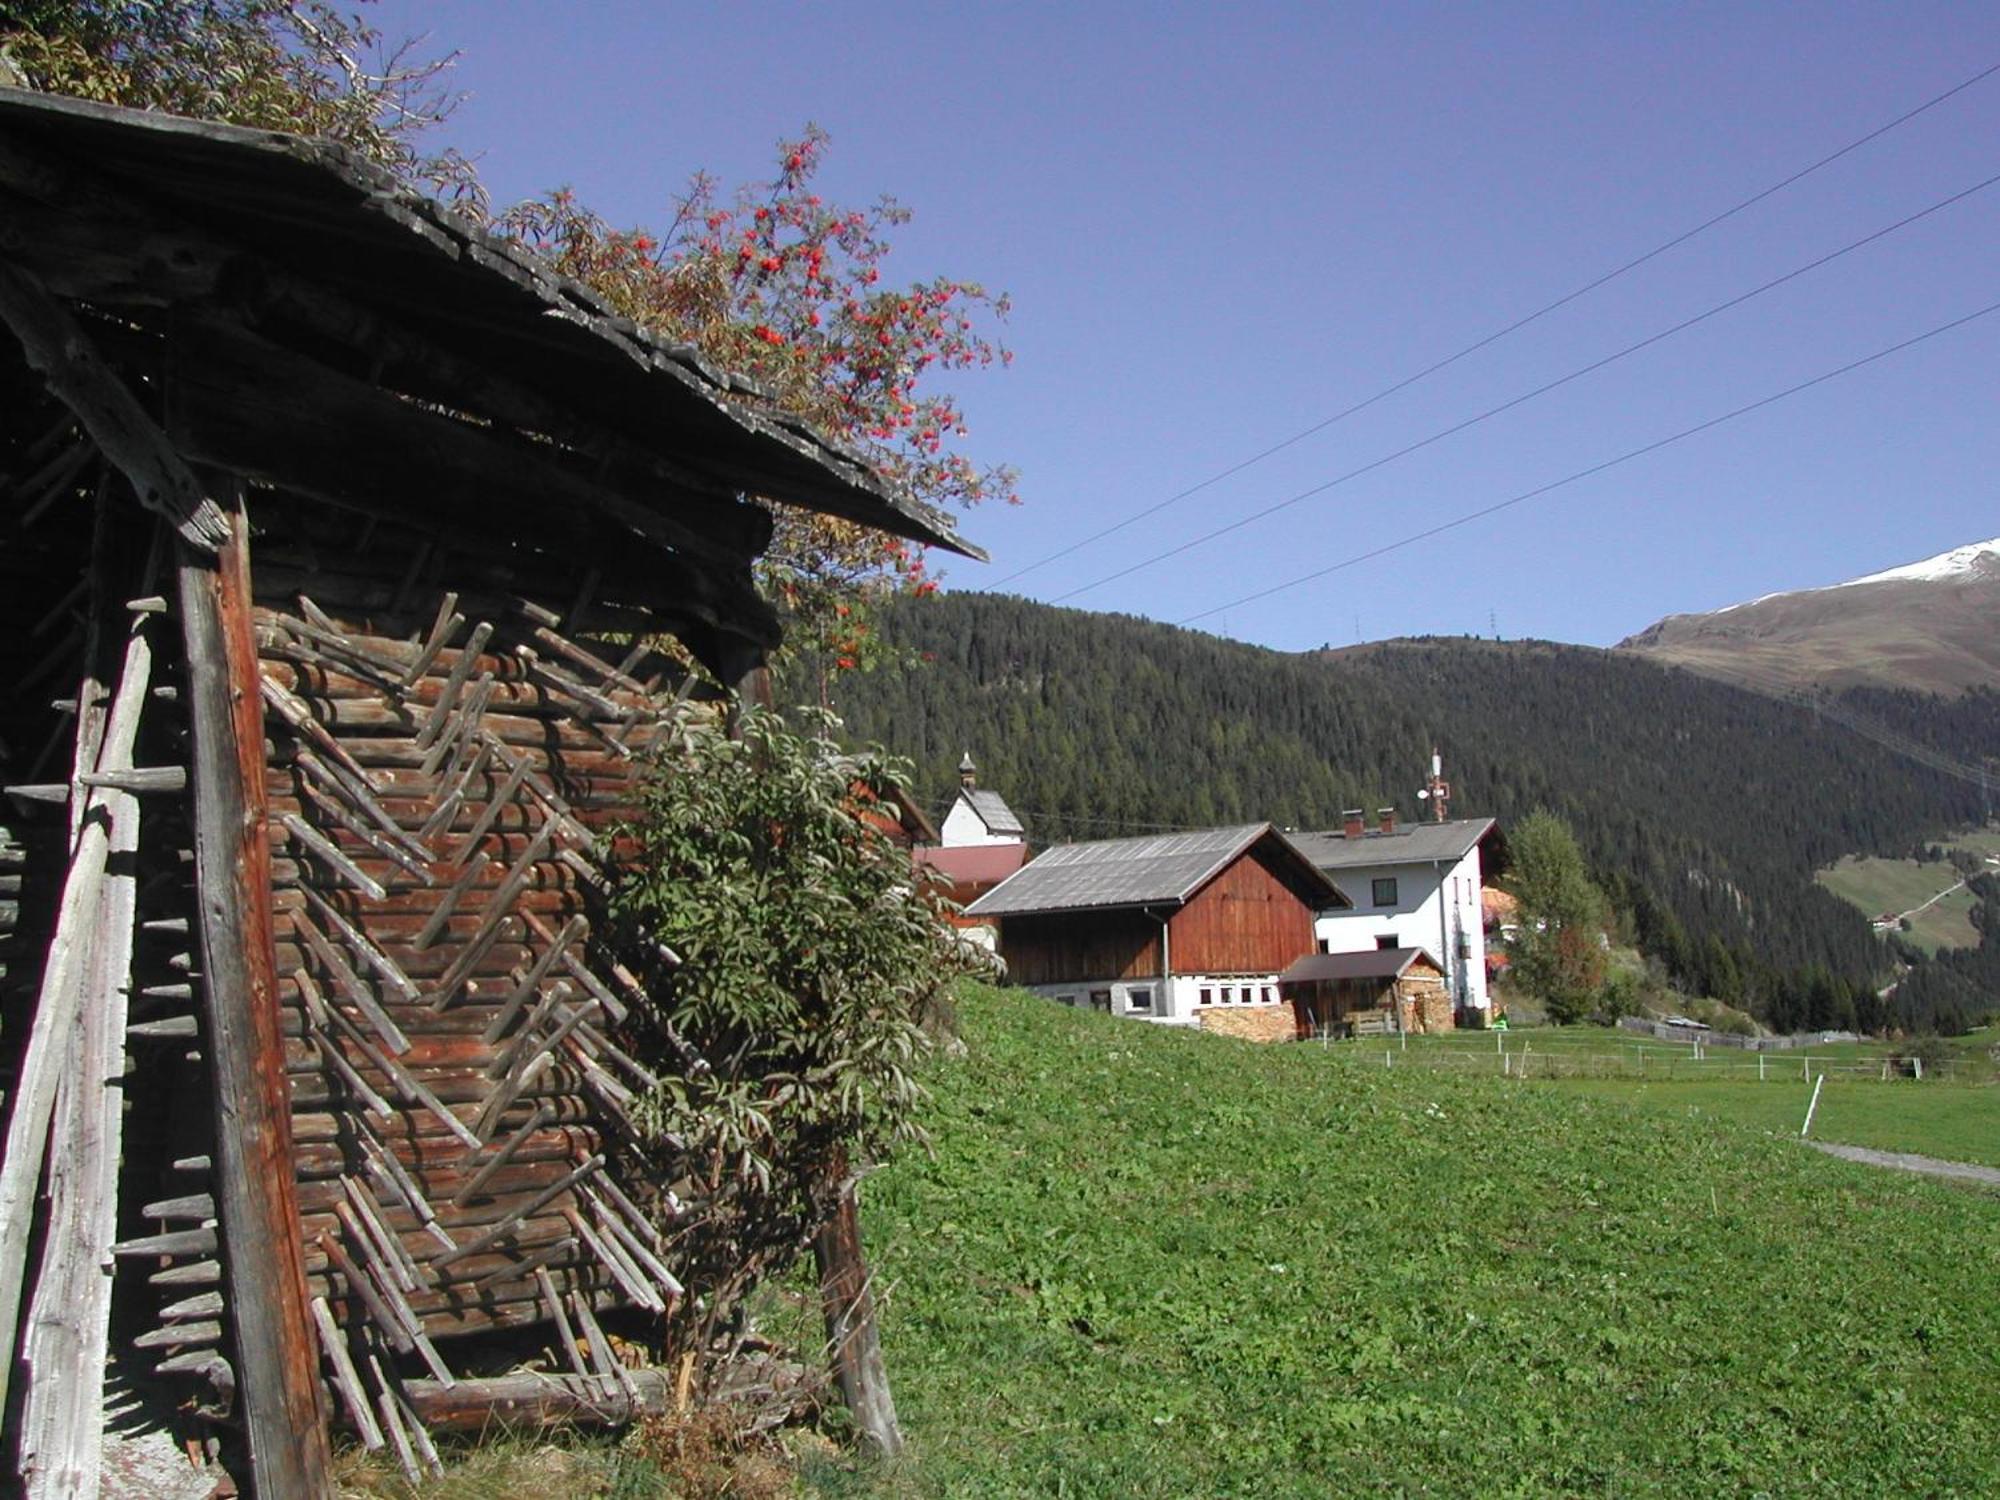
xmin=1417 ymin=747 xmax=1451 ymax=823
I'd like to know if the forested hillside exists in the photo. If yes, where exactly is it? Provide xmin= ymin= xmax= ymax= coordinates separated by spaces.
xmin=784 ymin=593 xmax=1994 ymax=1031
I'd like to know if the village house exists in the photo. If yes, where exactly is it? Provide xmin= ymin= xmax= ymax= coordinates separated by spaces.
xmin=0 ymin=88 xmax=971 ymax=1490
xmin=1290 ymin=808 xmax=1504 ymax=1025
xmin=915 ymin=753 xmax=1027 ymax=946
xmin=965 ymin=823 xmax=1346 ymax=1039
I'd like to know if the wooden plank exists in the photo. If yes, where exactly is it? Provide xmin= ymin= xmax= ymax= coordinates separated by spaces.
xmin=0 ymin=619 xmax=152 ymax=1425
xmin=17 ymin=613 xmax=151 ymax=1499
xmin=178 ymin=495 xmax=334 ymax=1496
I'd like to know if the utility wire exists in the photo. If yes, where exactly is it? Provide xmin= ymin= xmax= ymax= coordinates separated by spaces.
xmin=1050 ymin=166 xmax=2000 ymax=604
xmin=991 ymin=58 xmax=2000 ymax=589
xmin=1173 ymin=295 xmax=2000 ymax=626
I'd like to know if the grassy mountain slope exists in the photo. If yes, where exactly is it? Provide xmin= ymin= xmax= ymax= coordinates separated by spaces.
xmin=1619 ymin=552 xmax=2000 ymax=697
xmin=805 ymin=987 xmax=2000 ymax=1495
xmin=794 ymin=594 xmax=1987 ymax=1015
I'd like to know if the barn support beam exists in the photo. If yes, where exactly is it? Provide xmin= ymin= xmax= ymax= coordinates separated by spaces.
xmin=813 ymin=1157 xmax=902 ymax=1460
xmin=177 ymin=488 xmax=334 ymax=1498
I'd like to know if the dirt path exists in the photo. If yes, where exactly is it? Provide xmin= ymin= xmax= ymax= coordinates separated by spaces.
xmin=1808 ymin=1140 xmax=2000 ymax=1188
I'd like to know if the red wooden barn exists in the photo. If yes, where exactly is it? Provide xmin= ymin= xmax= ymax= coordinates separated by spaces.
xmin=966 ymin=823 xmax=1345 ymax=1039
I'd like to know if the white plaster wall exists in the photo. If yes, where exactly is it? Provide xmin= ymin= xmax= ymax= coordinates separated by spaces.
xmin=1313 ymin=846 xmax=1490 ymax=1012
xmin=940 ymin=796 xmax=1016 ymax=847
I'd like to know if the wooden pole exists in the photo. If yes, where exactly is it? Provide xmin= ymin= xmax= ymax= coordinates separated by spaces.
xmin=812 ymin=1156 xmax=902 ymax=1460
xmin=179 ymin=492 xmax=333 ymax=1497
xmin=18 ymin=617 xmax=150 ymax=1499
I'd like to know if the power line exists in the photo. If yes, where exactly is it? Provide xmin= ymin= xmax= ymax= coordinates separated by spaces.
xmin=990 ymin=58 xmax=2000 ymax=590
xmin=1173 ymin=294 xmax=2000 ymax=625
xmin=1048 ymin=165 xmax=2000 ymax=604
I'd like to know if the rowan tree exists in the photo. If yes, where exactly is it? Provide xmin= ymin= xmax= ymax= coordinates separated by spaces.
xmin=496 ymin=129 xmax=1015 ymax=659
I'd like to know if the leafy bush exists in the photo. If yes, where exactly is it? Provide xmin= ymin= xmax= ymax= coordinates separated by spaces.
xmin=610 ymin=704 xmax=981 ymax=1357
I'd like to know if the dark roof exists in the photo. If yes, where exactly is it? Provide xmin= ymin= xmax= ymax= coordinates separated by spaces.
xmin=966 ymin=823 xmax=1340 ymax=918
xmin=0 ymin=86 xmax=979 ymax=558
xmin=1289 ymin=817 xmax=1499 ymax=872
xmin=958 ymin=788 xmax=1024 ymax=838
xmin=1278 ymin=948 xmax=1441 ymax=985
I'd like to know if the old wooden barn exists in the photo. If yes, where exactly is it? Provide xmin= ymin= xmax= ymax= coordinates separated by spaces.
xmin=0 ymin=87 xmax=972 ymax=1496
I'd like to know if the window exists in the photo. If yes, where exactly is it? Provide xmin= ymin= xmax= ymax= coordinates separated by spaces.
xmin=1056 ymin=993 xmax=1079 ymax=1008
xmin=1376 ymin=935 xmax=1400 ymax=951
xmin=1372 ymin=877 xmax=1399 ymax=907
xmin=1261 ymin=986 xmax=1274 ymax=1004
xmin=1198 ymin=987 xmax=1213 ymax=1006
xmin=1126 ymin=987 xmax=1154 ymax=1015
xmin=1317 ymin=938 xmax=1330 ymax=954
xmin=1089 ymin=989 xmax=1113 ymax=1013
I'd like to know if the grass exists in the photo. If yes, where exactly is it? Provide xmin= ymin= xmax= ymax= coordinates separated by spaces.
xmin=819 ymin=986 xmax=2000 ymax=1496
xmin=1815 ymin=828 xmax=2000 ymax=953
xmin=1559 ymin=1077 xmax=2000 ymax=1169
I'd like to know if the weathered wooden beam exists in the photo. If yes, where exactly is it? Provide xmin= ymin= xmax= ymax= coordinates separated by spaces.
xmin=0 ymin=261 xmax=228 ymax=549
xmin=397 ymin=1369 xmax=675 ymax=1432
xmin=814 ymin=1163 xmax=903 ymax=1460
xmin=178 ymin=493 xmax=334 ymax=1497
xmin=0 ymin=614 xmax=152 ymax=1426
xmin=15 ymin=614 xmax=151 ymax=1499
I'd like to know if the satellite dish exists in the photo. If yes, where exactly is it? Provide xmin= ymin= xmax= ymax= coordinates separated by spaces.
xmin=1417 ymin=789 xmax=1430 ymax=800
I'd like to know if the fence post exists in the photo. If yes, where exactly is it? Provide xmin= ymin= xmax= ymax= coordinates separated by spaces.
xmin=1758 ymin=1055 xmax=1765 ymax=1082
xmin=1800 ymin=1074 xmax=1826 ymax=1138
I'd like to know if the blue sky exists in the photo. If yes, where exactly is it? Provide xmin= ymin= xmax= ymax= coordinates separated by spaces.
xmin=370 ymin=1 xmax=2000 ymax=651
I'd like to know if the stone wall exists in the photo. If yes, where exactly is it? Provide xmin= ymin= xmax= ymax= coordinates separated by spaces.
xmin=1197 ymin=1005 xmax=1299 ymax=1044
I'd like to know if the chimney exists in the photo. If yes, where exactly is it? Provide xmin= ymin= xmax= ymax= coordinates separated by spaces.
xmin=1342 ymin=808 xmax=1366 ymax=840
xmin=958 ymin=751 xmax=978 ymax=790
xmin=1378 ymin=806 xmax=1397 ymax=835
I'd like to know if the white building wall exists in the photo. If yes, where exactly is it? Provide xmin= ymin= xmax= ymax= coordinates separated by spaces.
xmin=1024 ymin=972 xmax=1289 ymax=1027
xmin=1313 ymin=845 xmax=1490 ymax=1013
xmin=940 ymin=796 xmax=1015 ymax=847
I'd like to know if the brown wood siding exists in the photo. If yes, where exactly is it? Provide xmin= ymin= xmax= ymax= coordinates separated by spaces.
xmin=1168 ymin=846 xmax=1318 ymax=975
xmin=997 ymin=910 xmax=1161 ymax=987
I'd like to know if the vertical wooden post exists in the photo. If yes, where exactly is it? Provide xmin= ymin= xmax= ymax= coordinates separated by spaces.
xmin=813 ymin=1153 xmax=902 ymax=1460
xmin=178 ymin=493 xmax=333 ymax=1498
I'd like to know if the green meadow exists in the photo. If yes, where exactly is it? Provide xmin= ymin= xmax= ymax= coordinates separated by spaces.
xmin=809 ymin=988 xmax=2000 ymax=1496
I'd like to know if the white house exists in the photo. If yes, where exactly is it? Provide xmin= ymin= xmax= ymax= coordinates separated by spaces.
xmin=939 ymin=752 xmax=1026 ymax=848
xmin=1289 ymin=810 xmax=1504 ymax=1023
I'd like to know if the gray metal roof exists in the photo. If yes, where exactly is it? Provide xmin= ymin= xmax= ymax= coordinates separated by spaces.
xmin=1289 ymin=817 xmax=1498 ymax=872
xmin=967 ymin=823 xmax=1339 ymax=918
xmin=961 ymin=788 xmax=1024 ymax=837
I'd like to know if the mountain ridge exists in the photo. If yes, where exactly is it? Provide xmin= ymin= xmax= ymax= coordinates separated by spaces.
xmin=1618 ymin=535 xmax=2000 ymax=696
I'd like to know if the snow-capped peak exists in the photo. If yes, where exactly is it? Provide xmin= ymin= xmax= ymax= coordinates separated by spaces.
xmin=1715 ymin=536 xmax=2000 ymax=613
xmin=1836 ymin=536 xmax=2000 ymax=589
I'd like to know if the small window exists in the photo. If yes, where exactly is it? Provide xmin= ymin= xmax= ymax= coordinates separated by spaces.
xmin=1089 ymin=988 xmax=1113 ymax=1013
xmin=1198 ymin=987 xmax=1213 ymax=1006
xmin=1262 ymin=986 xmax=1274 ymax=1004
xmin=1372 ymin=877 xmax=1399 ymax=907
xmin=1127 ymin=987 xmax=1154 ymax=1015
xmin=1317 ymin=938 xmax=1330 ymax=954
xmin=1376 ymin=935 xmax=1400 ymax=951
xmin=1056 ymin=993 xmax=1079 ymax=1008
